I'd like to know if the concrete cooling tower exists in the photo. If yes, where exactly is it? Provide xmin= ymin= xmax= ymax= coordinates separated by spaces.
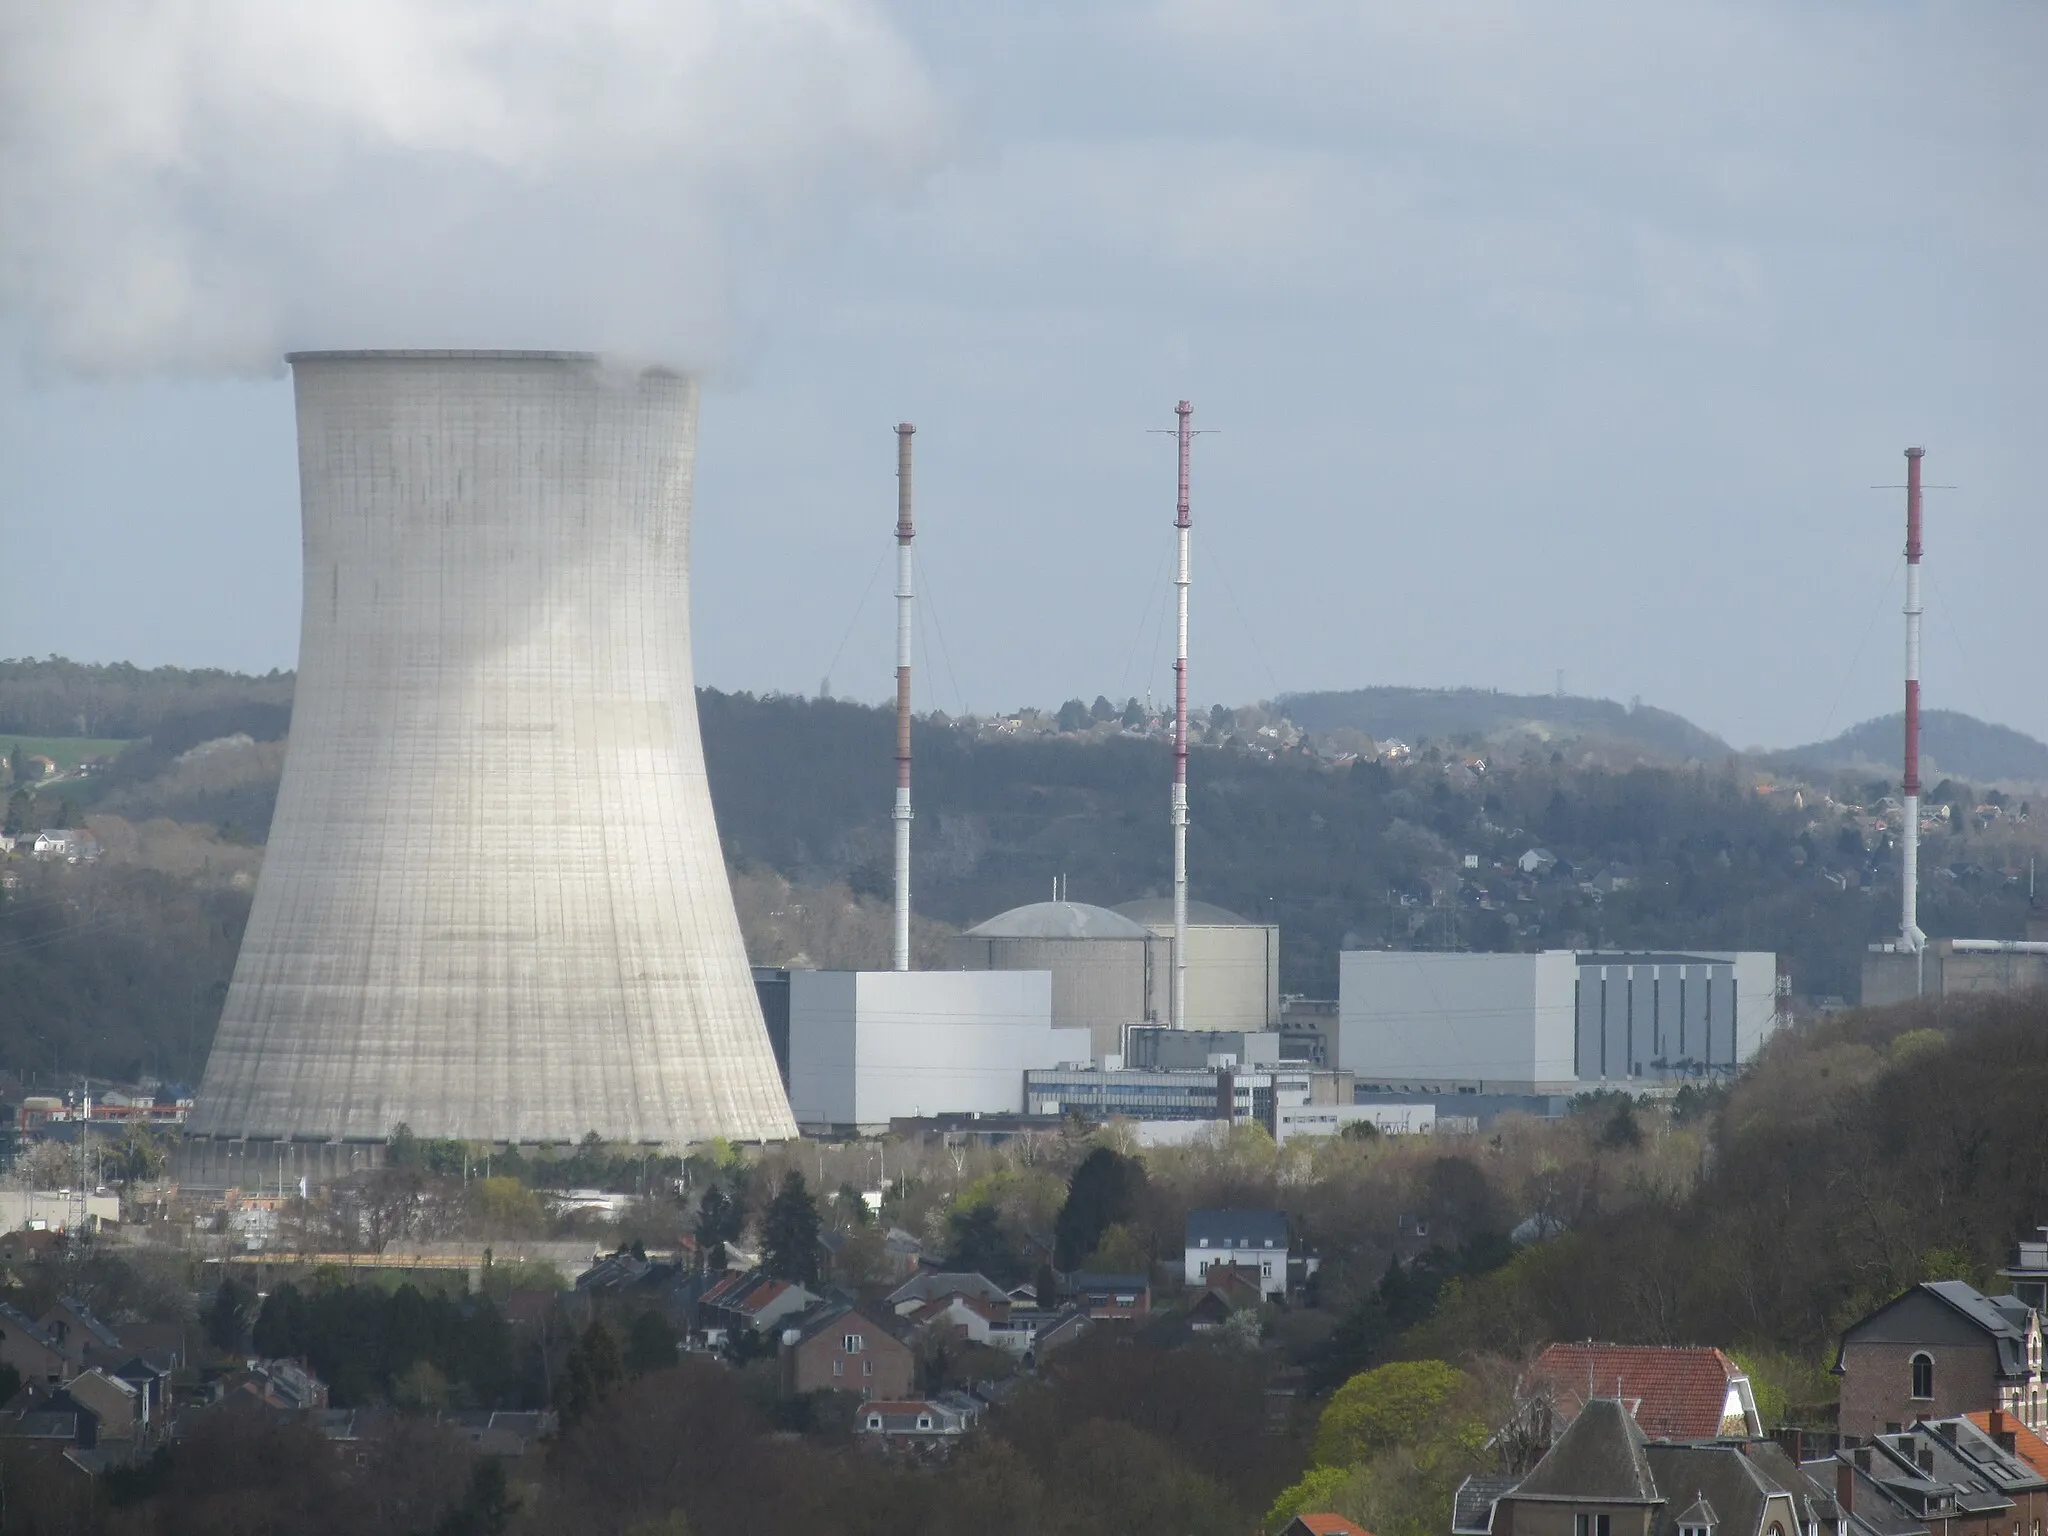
xmin=186 ymin=350 xmax=797 ymax=1159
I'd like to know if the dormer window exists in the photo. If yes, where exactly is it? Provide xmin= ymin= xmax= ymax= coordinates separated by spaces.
xmin=1911 ymin=1353 xmax=1934 ymax=1400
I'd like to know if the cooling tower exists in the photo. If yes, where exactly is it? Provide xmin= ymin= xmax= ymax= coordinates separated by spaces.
xmin=187 ymin=350 xmax=797 ymax=1149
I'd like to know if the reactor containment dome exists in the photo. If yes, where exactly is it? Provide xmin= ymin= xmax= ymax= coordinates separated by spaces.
xmin=186 ymin=350 xmax=797 ymax=1154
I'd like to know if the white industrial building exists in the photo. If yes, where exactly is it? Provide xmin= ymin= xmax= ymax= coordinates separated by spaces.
xmin=1272 ymin=1102 xmax=1435 ymax=1144
xmin=786 ymin=970 xmax=1088 ymax=1133
xmin=1338 ymin=949 xmax=1781 ymax=1094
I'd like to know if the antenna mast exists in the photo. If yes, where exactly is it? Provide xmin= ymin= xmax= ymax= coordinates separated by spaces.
xmin=1172 ymin=400 xmax=1193 ymax=1029
xmin=1900 ymin=446 xmax=1926 ymax=984
xmin=893 ymin=423 xmax=916 ymax=972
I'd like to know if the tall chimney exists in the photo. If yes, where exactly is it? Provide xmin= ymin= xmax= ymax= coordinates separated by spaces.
xmin=893 ymin=423 xmax=916 ymax=973
xmin=1901 ymin=447 xmax=1926 ymax=978
xmin=1836 ymin=1458 xmax=1854 ymax=1516
xmin=1171 ymin=400 xmax=1193 ymax=1029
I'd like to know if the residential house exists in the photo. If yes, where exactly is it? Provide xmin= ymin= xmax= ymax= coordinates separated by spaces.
xmin=1465 ymin=1398 xmax=1841 ymax=1536
xmin=1185 ymin=1209 xmax=1291 ymax=1299
xmin=218 ymin=1357 xmax=330 ymax=1412
xmin=697 ymin=1270 xmax=818 ymax=1347
xmin=856 ymin=1396 xmax=979 ymax=1442
xmin=40 ymin=1297 xmax=125 ymax=1372
xmin=1028 ymin=1307 xmax=1090 ymax=1362
xmin=0 ymin=1230 xmax=63 ymax=1264
xmin=780 ymin=1301 xmax=915 ymax=1400
xmin=887 ymin=1272 xmax=1012 ymax=1322
xmin=1813 ymin=1414 xmax=2048 ymax=1536
xmin=1281 ymin=1517 xmax=1372 ymax=1536
xmin=1526 ymin=1343 xmax=1764 ymax=1443
xmin=1189 ymin=1265 xmax=1265 ymax=1332
xmin=452 ymin=1409 xmax=557 ymax=1460
xmin=62 ymin=1369 xmax=145 ymax=1445
xmin=1520 ymin=848 xmax=1559 ymax=876
xmin=0 ymin=1303 xmax=70 ymax=1387
xmin=1067 ymin=1273 xmax=1150 ymax=1321
xmin=1835 ymin=1281 xmax=2047 ymax=1440
xmin=30 ymin=829 xmax=96 ymax=862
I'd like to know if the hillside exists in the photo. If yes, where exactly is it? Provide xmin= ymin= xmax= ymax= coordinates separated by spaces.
xmin=1769 ymin=708 xmax=2048 ymax=790
xmin=8 ymin=659 xmax=2048 ymax=1082
xmin=1278 ymin=686 xmax=1731 ymax=762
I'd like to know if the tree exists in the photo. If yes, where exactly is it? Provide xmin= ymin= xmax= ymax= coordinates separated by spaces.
xmin=435 ymin=1455 xmax=520 ymax=1536
xmin=6 ymin=743 xmax=25 ymax=787
xmin=559 ymin=1319 xmax=624 ymax=1427
xmin=1091 ymin=695 xmax=1116 ymax=722
xmin=695 ymin=1184 xmax=744 ymax=1270
xmin=1313 ymin=1359 xmax=1469 ymax=1468
xmin=1056 ymin=698 xmax=1090 ymax=732
xmin=946 ymin=1202 xmax=1024 ymax=1285
xmin=3 ymin=788 xmax=26 ymax=835
xmin=759 ymin=1171 xmax=821 ymax=1287
xmin=1122 ymin=697 xmax=1145 ymax=728
xmin=205 ymin=1278 xmax=256 ymax=1353
xmin=626 ymin=1310 xmax=680 ymax=1375
xmin=1053 ymin=1147 xmax=1146 ymax=1270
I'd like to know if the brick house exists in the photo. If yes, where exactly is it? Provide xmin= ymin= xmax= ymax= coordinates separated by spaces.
xmin=1835 ymin=1281 xmax=2047 ymax=1441
xmin=1067 ymin=1273 xmax=1150 ymax=1321
xmin=780 ymin=1301 xmax=915 ymax=1400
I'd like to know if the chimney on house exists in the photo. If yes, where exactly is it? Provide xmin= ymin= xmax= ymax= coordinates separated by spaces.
xmin=1836 ymin=1458 xmax=1854 ymax=1516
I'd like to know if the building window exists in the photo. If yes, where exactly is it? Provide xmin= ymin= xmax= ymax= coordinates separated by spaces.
xmin=1912 ymin=1353 xmax=1934 ymax=1400
xmin=1576 ymin=1514 xmax=1612 ymax=1536
xmin=917 ymin=1415 xmax=933 ymax=1430
xmin=863 ymin=1359 xmax=873 ymax=1376
xmin=866 ymin=1415 xmax=882 ymax=1430
xmin=832 ymin=1359 xmax=844 ymax=1377
xmin=845 ymin=1334 xmax=864 ymax=1354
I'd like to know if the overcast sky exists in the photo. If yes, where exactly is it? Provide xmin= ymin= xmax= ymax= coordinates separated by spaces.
xmin=2 ymin=1 xmax=2042 ymax=750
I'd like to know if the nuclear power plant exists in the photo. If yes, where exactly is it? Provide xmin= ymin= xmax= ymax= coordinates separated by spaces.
xmin=185 ymin=350 xmax=796 ymax=1166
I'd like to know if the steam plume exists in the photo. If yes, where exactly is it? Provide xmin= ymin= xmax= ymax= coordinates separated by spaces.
xmin=0 ymin=0 xmax=943 ymax=373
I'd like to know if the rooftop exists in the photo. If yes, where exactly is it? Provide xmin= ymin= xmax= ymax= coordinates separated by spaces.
xmin=966 ymin=901 xmax=1152 ymax=940
xmin=1115 ymin=898 xmax=1258 ymax=927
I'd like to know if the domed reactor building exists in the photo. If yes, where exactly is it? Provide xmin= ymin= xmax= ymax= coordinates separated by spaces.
xmin=184 ymin=351 xmax=796 ymax=1184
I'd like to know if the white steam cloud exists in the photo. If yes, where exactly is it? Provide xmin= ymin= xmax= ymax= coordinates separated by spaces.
xmin=0 ymin=1 xmax=945 ymax=373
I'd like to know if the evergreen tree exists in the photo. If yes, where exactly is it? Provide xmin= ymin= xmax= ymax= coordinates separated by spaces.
xmin=1053 ymin=1147 xmax=1146 ymax=1270
xmin=205 ymin=1279 xmax=255 ymax=1353
xmin=1090 ymin=695 xmax=1115 ymax=722
xmin=1056 ymin=698 xmax=1090 ymax=732
xmin=1121 ymin=697 xmax=1145 ymax=728
xmin=694 ymin=1184 xmax=744 ymax=1271
xmin=759 ymin=1171 xmax=821 ymax=1287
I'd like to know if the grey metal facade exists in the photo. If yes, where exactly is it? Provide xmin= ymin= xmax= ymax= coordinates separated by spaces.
xmin=188 ymin=351 xmax=796 ymax=1147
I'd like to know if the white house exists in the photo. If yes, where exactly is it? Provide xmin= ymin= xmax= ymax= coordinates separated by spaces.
xmin=1184 ymin=1208 xmax=1290 ymax=1300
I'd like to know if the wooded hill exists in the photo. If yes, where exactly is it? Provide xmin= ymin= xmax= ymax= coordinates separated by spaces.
xmin=4 ymin=662 xmax=2046 ymax=1084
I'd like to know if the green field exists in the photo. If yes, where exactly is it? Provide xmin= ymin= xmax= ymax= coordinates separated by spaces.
xmin=3 ymin=735 xmax=136 ymax=774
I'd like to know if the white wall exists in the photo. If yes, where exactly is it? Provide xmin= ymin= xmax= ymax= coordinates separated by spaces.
xmin=1339 ymin=951 xmax=1577 ymax=1090
xmin=787 ymin=970 xmax=1082 ymax=1127
xmin=1273 ymin=1102 xmax=1434 ymax=1144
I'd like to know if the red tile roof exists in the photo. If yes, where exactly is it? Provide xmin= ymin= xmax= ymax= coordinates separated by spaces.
xmin=1528 ymin=1344 xmax=1747 ymax=1441
xmin=1286 ymin=1516 xmax=1372 ymax=1536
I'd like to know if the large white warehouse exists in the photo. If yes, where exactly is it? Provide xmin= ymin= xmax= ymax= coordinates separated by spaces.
xmin=1339 ymin=949 xmax=1781 ymax=1094
xmin=786 ymin=969 xmax=1088 ymax=1133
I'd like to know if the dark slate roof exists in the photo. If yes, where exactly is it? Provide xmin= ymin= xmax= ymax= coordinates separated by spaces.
xmin=886 ymin=1272 xmax=1010 ymax=1309
xmin=1454 ymin=1474 xmax=1520 ymax=1535
xmin=1514 ymin=1399 xmax=1660 ymax=1503
xmin=782 ymin=1298 xmax=908 ymax=1349
xmin=1644 ymin=1442 xmax=1805 ymax=1536
xmin=1185 ymin=1209 xmax=1288 ymax=1249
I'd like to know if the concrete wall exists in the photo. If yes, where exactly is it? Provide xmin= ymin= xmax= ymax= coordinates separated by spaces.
xmin=949 ymin=935 xmax=1159 ymax=1060
xmin=1339 ymin=951 xmax=1578 ymax=1090
xmin=1863 ymin=943 xmax=2048 ymax=1007
xmin=787 ymin=970 xmax=1084 ymax=1128
xmin=190 ymin=352 xmax=793 ymax=1147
